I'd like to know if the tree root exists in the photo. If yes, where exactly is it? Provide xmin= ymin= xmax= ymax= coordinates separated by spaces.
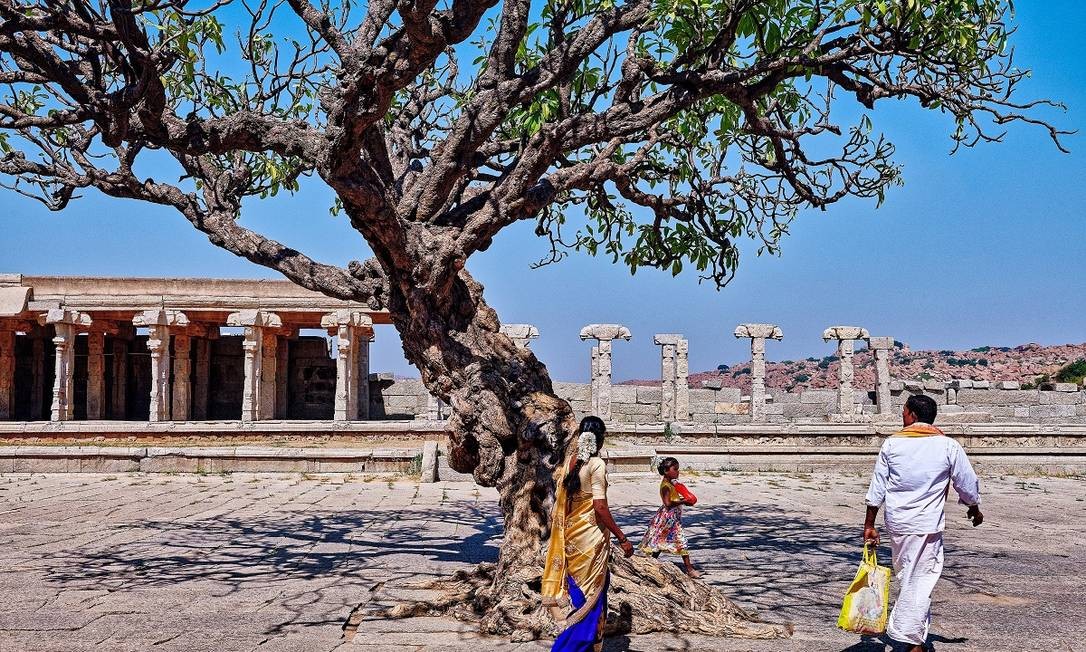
xmin=383 ymin=545 xmax=792 ymax=642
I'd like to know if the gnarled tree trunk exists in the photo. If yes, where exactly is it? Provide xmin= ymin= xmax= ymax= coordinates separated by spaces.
xmin=382 ymin=264 xmax=789 ymax=640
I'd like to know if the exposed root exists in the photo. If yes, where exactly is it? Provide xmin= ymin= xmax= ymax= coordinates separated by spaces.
xmin=382 ymin=545 xmax=792 ymax=642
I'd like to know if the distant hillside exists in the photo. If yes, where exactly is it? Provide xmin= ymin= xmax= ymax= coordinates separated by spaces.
xmin=621 ymin=342 xmax=1086 ymax=391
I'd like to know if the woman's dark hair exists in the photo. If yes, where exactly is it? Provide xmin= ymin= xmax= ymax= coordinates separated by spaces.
xmin=657 ymin=456 xmax=679 ymax=476
xmin=563 ymin=416 xmax=607 ymax=496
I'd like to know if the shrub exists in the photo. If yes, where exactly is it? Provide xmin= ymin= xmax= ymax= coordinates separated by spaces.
xmin=1022 ymin=374 xmax=1049 ymax=390
xmin=1056 ymin=359 xmax=1086 ymax=385
xmin=794 ymin=373 xmax=810 ymax=383
xmin=893 ymin=340 xmax=905 ymax=349
xmin=971 ymin=346 xmax=991 ymax=353
xmin=732 ymin=367 xmax=751 ymax=377
xmin=817 ymin=360 xmax=831 ymax=369
xmin=919 ymin=372 xmax=933 ymax=381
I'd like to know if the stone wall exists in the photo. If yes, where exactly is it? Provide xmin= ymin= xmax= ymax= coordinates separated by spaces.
xmin=368 ymin=378 xmax=1086 ymax=425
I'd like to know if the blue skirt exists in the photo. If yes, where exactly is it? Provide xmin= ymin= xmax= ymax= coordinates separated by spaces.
xmin=551 ymin=573 xmax=609 ymax=651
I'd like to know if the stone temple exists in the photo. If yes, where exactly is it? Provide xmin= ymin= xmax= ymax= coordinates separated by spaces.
xmin=0 ymin=274 xmax=384 ymax=423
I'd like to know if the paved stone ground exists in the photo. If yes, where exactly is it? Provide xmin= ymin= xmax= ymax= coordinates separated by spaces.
xmin=0 ymin=471 xmax=1083 ymax=652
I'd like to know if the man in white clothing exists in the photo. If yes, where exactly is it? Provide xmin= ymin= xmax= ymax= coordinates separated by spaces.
xmin=863 ymin=394 xmax=983 ymax=652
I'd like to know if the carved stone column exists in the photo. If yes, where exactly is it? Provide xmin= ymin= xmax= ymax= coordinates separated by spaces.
xmin=0 ymin=328 xmax=14 ymax=420
xmin=110 ymin=324 xmax=134 ymax=419
xmin=579 ymin=324 xmax=632 ymax=421
xmin=654 ymin=334 xmax=682 ymax=421
xmin=39 ymin=309 xmax=93 ymax=421
xmin=499 ymin=324 xmax=540 ymax=349
xmin=822 ymin=326 xmax=871 ymax=417
xmin=321 ymin=310 xmax=374 ymax=421
xmin=228 ymin=310 xmax=282 ymax=422
xmin=676 ymin=337 xmax=690 ymax=420
xmin=172 ymin=334 xmax=192 ymax=421
xmin=85 ymin=331 xmax=106 ymax=419
xmin=133 ymin=309 xmax=189 ymax=422
xmin=192 ymin=336 xmax=211 ymax=420
xmin=866 ymin=336 xmax=895 ymax=416
xmin=259 ymin=330 xmax=279 ymax=420
xmin=30 ymin=331 xmax=44 ymax=420
xmin=275 ymin=332 xmax=292 ymax=419
xmin=734 ymin=323 xmax=783 ymax=423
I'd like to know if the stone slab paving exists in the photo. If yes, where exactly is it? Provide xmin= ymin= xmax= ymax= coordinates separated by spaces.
xmin=0 ymin=471 xmax=1083 ymax=652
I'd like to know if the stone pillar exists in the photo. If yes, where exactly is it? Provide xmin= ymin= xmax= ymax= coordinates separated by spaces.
xmin=39 ymin=309 xmax=93 ymax=422
xmin=866 ymin=336 xmax=895 ymax=416
xmin=30 ymin=332 xmax=44 ymax=420
xmin=275 ymin=334 xmax=291 ymax=419
xmin=676 ymin=337 xmax=690 ymax=420
xmin=192 ymin=337 xmax=211 ymax=420
xmin=85 ymin=331 xmax=106 ymax=419
xmin=259 ymin=330 xmax=278 ymax=420
xmin=579 ymin=324 xmax=632 ymax=421
xmin=355 ymin=332 xmax=371 ymax=420
xmin=172 ymin=334 xmax=192 ymax=421
xmin=0 ymin=329 xmax=14 ymax=420
xmin=734 ymin=323 xmax=783 ymax=423
xmin=822 ymin=326 xmax=870 ymax=417
xmin=110 ymin=325 xmax=133 ymax=419
xmin=133 ymin=309 xmax=189 ymax=422
xmin=499 ymin=324 xmax=540 ymax=349
xmin=227 ymin=310 xmax=282 ymax=422
xmin=654 ymin=334 xmax=681 ymax=421
xmin=321 ymin=310 xmax=374 ymax=421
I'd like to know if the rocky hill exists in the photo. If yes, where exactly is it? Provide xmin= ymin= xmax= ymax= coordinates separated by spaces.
xmin=622 ymin=342 xmax=1086 ymax=391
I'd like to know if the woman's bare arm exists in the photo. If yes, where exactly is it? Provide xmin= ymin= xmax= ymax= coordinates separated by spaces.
xmin=593 ymin=498 xmax=634 ymax=557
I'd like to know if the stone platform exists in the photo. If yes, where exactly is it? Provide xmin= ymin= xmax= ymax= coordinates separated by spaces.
xmin=2 ymin=420 xmax=1086 ymax=476
xmin=1 ymin=472 xmax=1083 ymax=651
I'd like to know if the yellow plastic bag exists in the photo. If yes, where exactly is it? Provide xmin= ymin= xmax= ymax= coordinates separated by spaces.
xmin=837 ymin=544 xmax=891 ymax=635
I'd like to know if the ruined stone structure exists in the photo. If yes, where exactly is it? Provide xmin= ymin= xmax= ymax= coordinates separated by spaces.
xmin=2 ymin=274 xmax=1085 ymax=431
xmin=822 ymin=326 xmax=871 ymax=421
xmin=734 ymin=323 xmax=784 ymax=423
xmin=0 ymin=275 xmax=386 ymax=423
xmin=579 ymin=324 xmax=632 ymax=421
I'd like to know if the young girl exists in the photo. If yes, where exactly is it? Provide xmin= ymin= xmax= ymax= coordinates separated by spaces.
xmin=639 ymin=456 xmax=701 ymax=578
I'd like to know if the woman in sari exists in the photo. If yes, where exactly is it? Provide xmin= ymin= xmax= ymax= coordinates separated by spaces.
xmin=542 ymin=416 xmax=635 ymax=652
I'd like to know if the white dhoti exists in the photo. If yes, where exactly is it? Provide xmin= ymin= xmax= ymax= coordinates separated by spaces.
xmin=887 ymin=532 xmax=944 ymax=646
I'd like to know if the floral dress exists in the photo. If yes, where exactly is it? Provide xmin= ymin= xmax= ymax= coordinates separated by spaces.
xmin=639 ymin=478 xmax=689 ymax=555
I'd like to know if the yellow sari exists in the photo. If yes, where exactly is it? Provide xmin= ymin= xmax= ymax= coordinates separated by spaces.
xmin=541 ymin=455 xmax=610 ymax=637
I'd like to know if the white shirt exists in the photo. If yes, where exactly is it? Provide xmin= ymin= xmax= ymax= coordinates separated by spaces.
xmin=865 ymin=426 xmax=981 ymax=535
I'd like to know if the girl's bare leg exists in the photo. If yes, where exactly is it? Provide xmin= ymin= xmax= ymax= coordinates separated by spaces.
xmin=682 ymin=555 xmax=702 ymax=578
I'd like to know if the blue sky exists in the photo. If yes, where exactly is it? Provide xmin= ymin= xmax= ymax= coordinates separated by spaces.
xmin=1 ymin=2 xmax=1083 ymax=383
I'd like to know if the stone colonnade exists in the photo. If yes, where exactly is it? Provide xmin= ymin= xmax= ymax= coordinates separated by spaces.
xmin=0 ymin=307 xmax=378 ymax=423
xmin=2 ymin=308 xmax=902 ymax=424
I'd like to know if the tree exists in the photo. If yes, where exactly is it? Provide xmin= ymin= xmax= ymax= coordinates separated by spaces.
xmin=0 ymin=0 xmax=1066 ymax=640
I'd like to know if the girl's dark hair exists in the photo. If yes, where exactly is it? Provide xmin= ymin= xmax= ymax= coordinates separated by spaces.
xmin=563 ymin=416 xmax=607 ymax=496
xmin=657 ymin=456 xmax=679 ymax=476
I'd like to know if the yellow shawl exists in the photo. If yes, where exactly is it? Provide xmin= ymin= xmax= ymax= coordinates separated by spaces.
xmin=894 ymin=423 xmax=944 ymax=438
xmin=541 ymin=455 xmax=610 ymax=626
